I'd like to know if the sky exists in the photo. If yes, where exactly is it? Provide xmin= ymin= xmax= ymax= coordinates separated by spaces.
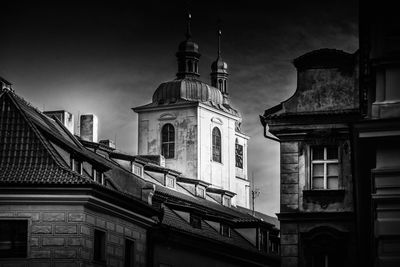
xmin=0 ymin=1 xmax=358 ymax=216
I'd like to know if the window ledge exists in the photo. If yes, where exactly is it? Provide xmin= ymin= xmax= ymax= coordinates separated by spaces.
xmin=303 ymin=189 xmax=345 ymax=197
xmin=303 ymin=189 xmax=345 ymax=209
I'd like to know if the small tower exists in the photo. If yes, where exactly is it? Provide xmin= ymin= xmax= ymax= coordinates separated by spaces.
xmin=176 ymin=13 xmax=201 ymax=79
xmin=211 ymin=22 xmax=229 ymax=103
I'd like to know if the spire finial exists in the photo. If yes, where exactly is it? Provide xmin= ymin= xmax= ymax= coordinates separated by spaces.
xmin=217 ymin=19 xmax=222 ymax=58
xmin=185 ymin=12 xmax=192 ymax=40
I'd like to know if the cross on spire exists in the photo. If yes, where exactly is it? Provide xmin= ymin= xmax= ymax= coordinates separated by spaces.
xmin=185 ymin=13 xmax=192 ymax=40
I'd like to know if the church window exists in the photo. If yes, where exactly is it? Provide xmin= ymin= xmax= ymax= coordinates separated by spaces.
xmin=218 ymin=79 xmax=223 ymax=91
xmin=311 ymin=146 xmax=339 ymax=190
xmin=235 ymin=139 xmax=243 ymax=169
xmin=161 ymin=124 xmax=175 ymax=159
xmin=194 ymin=61 xmax=198 ymax=73
xmin=188 ymin=60 xmax=193 ymax=72
xmin=212 ymin=127 xmax=221 ymax=163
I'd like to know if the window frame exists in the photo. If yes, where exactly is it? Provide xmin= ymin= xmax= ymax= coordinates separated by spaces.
xmin=235 ymin=140 xmax=243 ymax=169
xmin=310 ymin=146 xmax=340 ymax=190
xmin=212 ymin=127 xmax=222 ymax=163
xmin=161 ymin=123 xmax=175 ymax=159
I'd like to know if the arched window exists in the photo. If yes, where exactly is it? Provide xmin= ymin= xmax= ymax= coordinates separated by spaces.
xmin=194 ymin=62 xmax=198 ymax=73
xmin=188 ymin=60 xmax=193 ymax=72
xmin=212 ymin=127 xmax=221 ymax=163
xmin=218 ymin=79 xmax=223 ymax=91
xmin=161 ymin=124 xmax=175 ymax=159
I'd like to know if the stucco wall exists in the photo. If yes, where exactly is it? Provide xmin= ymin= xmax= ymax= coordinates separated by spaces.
xmin=137 ymin=107 xmax=198 ymax=179
xmin=284 ymin=68 xmax=358 ymax=113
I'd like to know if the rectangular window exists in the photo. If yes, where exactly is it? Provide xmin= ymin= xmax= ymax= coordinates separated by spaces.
xmin=235 ymin=143 xmax=243 ymax=168
xmin=165 ymin=176 xmax=175 ymax=188
xmin=311 ymin=146 xmax=339 ymax=190
xmin=220 ymin=224 xmax=230 ymax=237
xmin=0 ymin=220 xmax=27 ymax=258
xmin=124 ymin=239 xmax=135 ymax=267
xmin=222 ymin=196 xmax=231 ymax=207
xmin=132 ymin=164 xmax=143 ymax=177
xmin=196 ymin=186 xmax=205 ymax=198
xmin=72 ymin=158 xmax=82 ymax=174
xmin=94 ymin=229 xmax=106 ymax=262
xmin=190 ymin=214 xmax=202 ymax=229
xmin=93 ymin=170 xmax=104 ymax=184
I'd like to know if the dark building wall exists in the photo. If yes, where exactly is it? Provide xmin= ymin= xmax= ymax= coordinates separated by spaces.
xmin=284 ymin=67 xmax=358 ymax=113
xmin=0 ymin=203 xmax=148 ymax=267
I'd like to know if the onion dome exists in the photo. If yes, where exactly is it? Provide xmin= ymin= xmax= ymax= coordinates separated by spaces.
xmin=152 ymin=79 xmax=224 ymax=105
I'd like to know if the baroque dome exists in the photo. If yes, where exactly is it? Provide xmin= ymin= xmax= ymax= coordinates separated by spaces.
xmin=152 ymin=79 xmax=224 ymax=105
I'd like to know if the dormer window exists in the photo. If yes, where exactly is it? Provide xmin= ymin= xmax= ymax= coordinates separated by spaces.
xmin=93 ymin=169 xmax=104 ymax=184
xmin=196 ymin=186 xmax=205 ymax=198
xmin=165 ymin=175 xmax=175 ymax=189
xmin=190 ymin=214 xmax=202 ymax=229
xmin=72 ymin=158 xmax=82 ymax=175
xmin=220 ymin=224 xmax=231 ymax=237
xmin=132 ymin=163 xmax=143 ymax=177
xmin=222 ymin=196 xmax=231 ymax=207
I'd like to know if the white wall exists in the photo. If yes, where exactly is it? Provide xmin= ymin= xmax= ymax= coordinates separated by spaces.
xmin=137 ymin=106 xmax=198 ymax=178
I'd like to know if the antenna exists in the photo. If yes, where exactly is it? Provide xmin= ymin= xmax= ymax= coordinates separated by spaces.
xmin=251 ymin=171 xmax=260 ymax=216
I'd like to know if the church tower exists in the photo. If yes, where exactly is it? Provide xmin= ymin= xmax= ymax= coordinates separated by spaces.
xmin=133 ymin=15 xmax=250 ymax=208
xmin=210 ymin=25 xmax=229 ymax=103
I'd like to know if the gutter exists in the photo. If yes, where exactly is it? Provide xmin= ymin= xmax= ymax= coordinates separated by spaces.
xmin=259 ymin=115 xmax=280 ymax=142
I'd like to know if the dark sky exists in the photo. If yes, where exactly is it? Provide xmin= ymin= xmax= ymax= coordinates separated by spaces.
xmin=0 ymin=1 xmax=358 ymax=215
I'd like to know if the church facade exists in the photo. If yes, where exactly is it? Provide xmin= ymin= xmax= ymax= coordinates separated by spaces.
xmin=133 ymin=16 xmax=250 ymax=208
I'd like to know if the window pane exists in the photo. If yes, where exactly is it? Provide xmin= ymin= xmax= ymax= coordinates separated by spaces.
xmin=312 ymin=177 xmax=324 ymax=189
xmin=312 ymin=146 xmax=324 ymax=160
xmin=327 ymin=146 xmax=338 ymax=159
xmin=312 ymin=164 xmax=324 ymax=177
xmin=327 ymin=163 xmax=338 ymax=176
xmin=328 ymin=177 xmax=339 ymax=189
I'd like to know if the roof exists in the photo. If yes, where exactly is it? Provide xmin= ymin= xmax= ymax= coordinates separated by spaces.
xmin=293 ymin=48 xmax=354 ymax=70
xmin=133 ymin=78 xmax=240 ymax=117
xmin=0 ymin=89 xmax=156 ymax=214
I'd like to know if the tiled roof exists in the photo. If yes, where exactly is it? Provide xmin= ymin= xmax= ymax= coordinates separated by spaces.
xmin=161 ymin=205 xmax=259 ymax=252
xmin=0 ymin=166 xmax=92 ymax=185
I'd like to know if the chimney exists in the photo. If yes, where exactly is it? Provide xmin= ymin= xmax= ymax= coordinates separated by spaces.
xmin=44 ymin=110 xmax=74 ymax=134
xmin=80 ymin=114 xmax=98 ymax=142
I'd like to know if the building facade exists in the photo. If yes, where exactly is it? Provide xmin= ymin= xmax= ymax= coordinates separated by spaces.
xmin=260 ymin=2 xmax=400 ymax=266
xmin=133 ymin=16 xmax=250 ymax=208
xmin=261 ymin=49 xmax=359 ymax=267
